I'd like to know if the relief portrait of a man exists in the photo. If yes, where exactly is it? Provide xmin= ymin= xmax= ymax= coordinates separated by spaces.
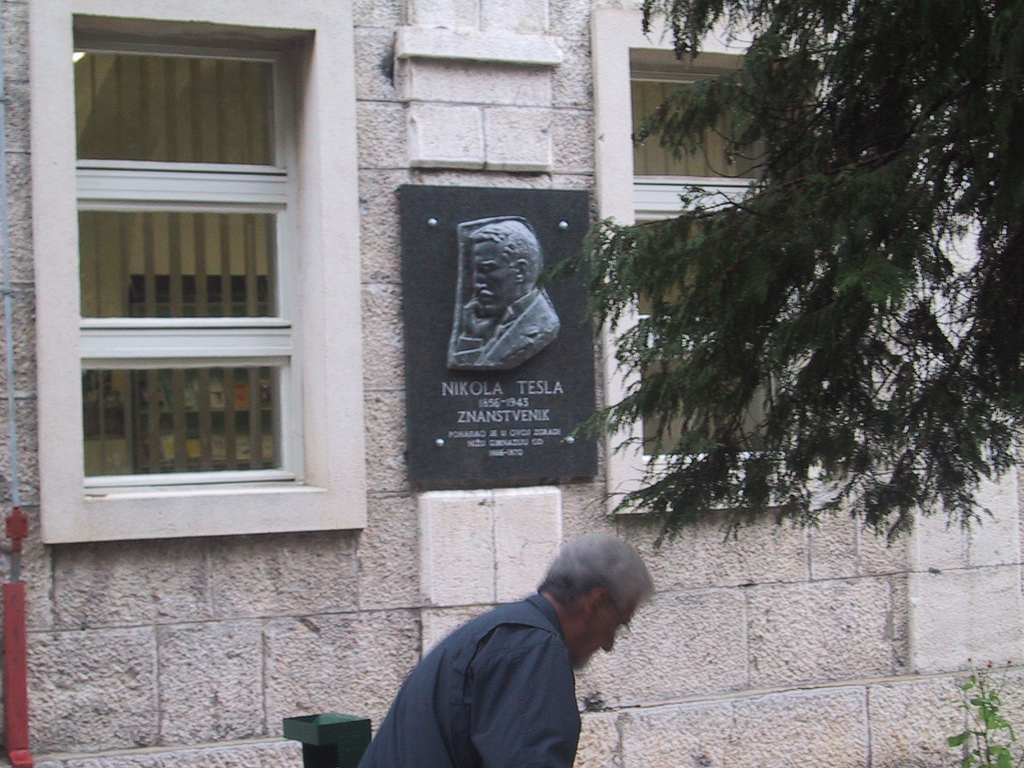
xmin=447 ymin=216 xmax=560 ymax=371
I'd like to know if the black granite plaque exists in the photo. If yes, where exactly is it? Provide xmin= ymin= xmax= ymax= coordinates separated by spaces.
xmin=400 ymin=185 xmax=598 ymax=483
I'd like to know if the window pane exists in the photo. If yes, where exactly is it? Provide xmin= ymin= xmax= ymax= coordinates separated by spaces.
xmin=75 ymin=52 xmax=274 ymax=164
xmin=638 ymin=295 xmax=767 ymax=455
xmin=632 ymin=80 xmax=759 ymax=178
xmin=83 ymin=367 xmax=280 ymax=476
xmin=79 ymin=211 xmax=276 ymax=318
xmin=642 ymin=391 xmax=767 ymax=455
xmin=640 ymin=343 xmax=768 ymax=455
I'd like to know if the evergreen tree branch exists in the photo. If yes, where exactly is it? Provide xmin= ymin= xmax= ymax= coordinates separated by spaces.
xmin=582 ymin=0 xmax=1024 ymax=537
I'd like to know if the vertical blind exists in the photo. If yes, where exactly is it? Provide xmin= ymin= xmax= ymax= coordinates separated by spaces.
xmin=79 ymin=211 xmax=276 ymax=319
xmin=631 ymin=79 xmax=759 ymax=178
xmin=83 ymin=367 xmax=279 ymax=476
xmin=75 ymin=53 xmax=274 ymax=165
xmin=76 ymin=51 xmax=283 ymax=478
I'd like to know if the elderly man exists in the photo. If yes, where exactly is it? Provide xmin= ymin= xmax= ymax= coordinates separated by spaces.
xmin=357 ymin=534 xmax=654 ymax=768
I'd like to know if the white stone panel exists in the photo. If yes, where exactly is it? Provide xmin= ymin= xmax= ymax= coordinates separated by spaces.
xmin=912 ymin=510 xmax=969 ymax=572
xmin=358 ymin=494 xmax=420 ymax=611
xmin=727 ymin=688 xmax=868 ymax=768
xmin=631 ymin=519 xmax=809 ymax=593
xmin=52 ymin=538 xmax=211 ymax=628
xmin=36 ymin=740 xmax=302 ymax=768
xmin=747 ymin=578 xmax=894 ymax=687
xmin=552 ymin=108 xmax=594 ymax=173
xmin=909 ymin=473 xmax=1024 ymax=673
xmin=358 ymin=101 xmax=410 ymax=169
xmin=551 ymin=35 xmax=592 ymax=109
xmin=808 ymin=514 xmax=858 ymax=580
xmin=574 ymin=712 xmax=619 ymax=768
xmin=969 ymin=470 xmax=1020 ymax=567
xmin=620 ymin=687 xmax=867 ymax=768
xmin=355 ymin=28 xmax=401 ymax=102
xmin=409 ymin=0 xmax=479 ymax=28
xmin=909 ymin=564 xmax=1024 ymax=672
xmin=549 ymin=0 xmax=591 ymax=37
xmin=403 ymin=60 xmax=552 ymax=106
xmin=359 ymin=168 xmax=408 ymax=285
xmin=158 ymin=622 xmax=264 ymax=744
xmin=419 ymin=489 xmax=495 ymax=605
xmin=868 ymin=677 xmax=964 ymax=768
xmin=990 ymin=668 xmax=1024 ymax=735
xmin=209 ymin=531 xmax=359 ymax=618
xmin=264 ymin=611 xmax=420 ymax=729
xmin=857 ymin=521 xmax=911 ymax=576
xmin=480 ymin=0 xmax=549 ymax=34
xmin=576 ymin=588 xmax=747 ymax=706
xmin=29 ymin=627 xmax=158 ymax=753
xmin=421 ymin=606 xmax=488 ymax=654
xmin=419 ymin=486 xmax=562 ymax=607
xmin=620 ymin=700 xmax=733 ymax=768
xmin=493 ymin=486 xmax=562 ymax=602
xmin=890 ymin=575 xmax=912 ymax=672
xmin=354 ymin=0 xmax=404 ymax=27
xmin=365 ymin=391 xmax=408 ymax=493
xmin=484 ymin=107 xmax=552 ymax=171
xmin=409 ymin=103 xmax=485 ymax=169
xmin=362 ymin=282 xmax=405 ymax=393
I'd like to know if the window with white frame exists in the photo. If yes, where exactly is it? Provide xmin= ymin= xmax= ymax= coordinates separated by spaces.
xmin=628 ymin=48 xmax=766 ymax=456
xmin=74 ymin=46 xmax=301 ymax=487
xmin=629 ymin=48 xmax=754 ymax=225
xmin=591 ymin=8 xmax=752 ymax=506
xmin=32 ymin=5 xmax=366 ymax=543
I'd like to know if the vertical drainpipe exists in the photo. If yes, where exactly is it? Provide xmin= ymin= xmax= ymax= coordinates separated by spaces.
xmin=0 ymin=0 xmax=32 ymax=763
xmin=3 ymin=512 xmax=30 ymax=768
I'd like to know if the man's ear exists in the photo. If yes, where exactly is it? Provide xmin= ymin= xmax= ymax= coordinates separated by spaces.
xmin=578 ymin=587 xmax=609 ymax=618
xmin=513 ymin=258 xmax=528 ymax=283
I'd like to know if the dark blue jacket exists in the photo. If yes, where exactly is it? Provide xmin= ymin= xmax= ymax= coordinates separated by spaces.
xmin=358 ymin=594 xmax=580 ymax=768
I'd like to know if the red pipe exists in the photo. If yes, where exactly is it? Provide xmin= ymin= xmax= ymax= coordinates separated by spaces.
xmin=4 ymin=507 xmax=31 ymax=768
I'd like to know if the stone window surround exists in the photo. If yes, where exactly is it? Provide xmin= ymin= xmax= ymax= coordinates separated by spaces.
xmin=395 ymin=26 xmax=563 ymax=66
xmin=395 ymin=25 xmax=564 ymax=171
xmin=30 ymin=0 xmax=367 ymax=543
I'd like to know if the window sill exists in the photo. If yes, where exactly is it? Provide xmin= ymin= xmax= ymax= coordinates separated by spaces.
xmin=395 ymin=26 xmax=563 ymax=66
xmin=82 ymin=478 xmax=309 ymax=497
xmin=42 ymin=482 xmax=363 ymax=543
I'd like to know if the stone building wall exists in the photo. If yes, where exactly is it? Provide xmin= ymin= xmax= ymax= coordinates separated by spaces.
xmin=0 ymin=0 xmax=1020 ymax=766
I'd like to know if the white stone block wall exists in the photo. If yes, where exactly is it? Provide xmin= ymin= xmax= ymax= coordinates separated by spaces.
xmin=910 ymin=473 xmax=1024 ymax=673
xmin=3 ymin=0 xmax=1024 ymax=767
xmin=419 ymin=486 xmax=562 ymax=610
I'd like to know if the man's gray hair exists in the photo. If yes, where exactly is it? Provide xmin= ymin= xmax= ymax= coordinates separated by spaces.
xmin=539 ymin=534 xmax=654 ymax=610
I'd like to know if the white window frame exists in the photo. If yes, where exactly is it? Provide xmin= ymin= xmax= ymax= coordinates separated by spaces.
xmin=31 ymin=2 xmax=367 ymax=542
xmin=76 ymin=43 xmax=302 ymax=489
xmin=592 ymin=8 xmax=748 ymax=512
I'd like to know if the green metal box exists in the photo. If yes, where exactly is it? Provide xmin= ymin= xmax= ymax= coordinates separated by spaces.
xmin=283 ymin=713 xmax=372 ymax=768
